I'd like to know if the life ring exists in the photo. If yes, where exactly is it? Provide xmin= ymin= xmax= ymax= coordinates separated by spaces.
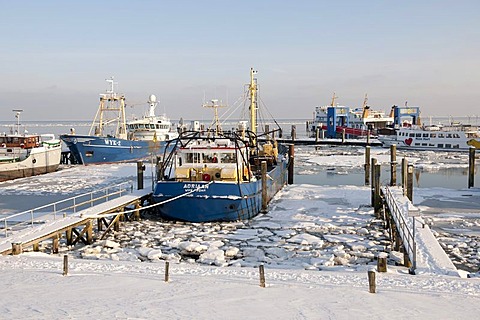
xmin=20 ymin=143 xmax=25 ymax=148
xmin=202 ymin=173 xmax=211 ymax=181
xmin=1 ymin=143 xmax=5 ymax=148
xmin=32 ymin=158 xmax=36 ymax=164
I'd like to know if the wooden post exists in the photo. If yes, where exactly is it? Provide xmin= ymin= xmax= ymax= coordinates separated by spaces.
xmin=364 ymin=146 xmax=371 ymax=185
xmin=468 ymin=146 xmax=475 ymax=188
xmin=66 ymin=228 xmax=73 ymax=245
xmin=374 ymin=163 xmax=382 ymax=215
xmin=402 ymin=157 xmax=408 ymax=196
xmin=390 ymin=144 xmax=397 ymax=186
xmin=133 ymin=201 xmax=141 ymax=221
xmin=370 ymin=158 xmax=377 ymax=207
xmin=52 ymin=235 xmax=59 ymax=254
xmin=342 ymin=128 xmax=346 ymax=143
xmin=320 ymin=129 xmax=325 ymax=140
xmin=33 ymin=243 xmax=39 ymax=252
xmin=368 ymin=270 xmax=376 ymax=293
xmin=404 ymin=251 xmax=412 ymax=268
xmin=291 ymin=125 xmax=296 ymax=142
xmin=315 ymin=127 xmax=319 ymax=143
xmin=261 ymin=161 xmax=268 ymax=212
xmin=407 ymin=164 xmax=414 ymax=201
xmin=137 ymin=161 xmax=144 ymax=190
xmin=259 ymin=265 xmax=266 ymax=288
xmin=11 ymin=243 xmax=22 ymax=255
xmin=288 ymin=144 xmax=294 ymax=185
xmin=165 ymin=261 xmax=170 ymax=282
xmin=367 ymin=130 xmax=371 ymax=145
xmin=63 ymin=255 xmax=68 ymax=276
xmin=265 ymin=124 xmax=270 ymax=141
xmin=86 ymin=220 xmax=93 ymax=244
xmin=377 ymin=254 xmax=387 ymax=272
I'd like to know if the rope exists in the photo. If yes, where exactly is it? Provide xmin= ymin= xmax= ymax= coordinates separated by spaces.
xmin=81 ymin=181 xmax=214 ymax=219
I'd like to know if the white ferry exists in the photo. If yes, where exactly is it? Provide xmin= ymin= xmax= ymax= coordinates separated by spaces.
xmin=378 ymin=123 xmax=480 ymax=151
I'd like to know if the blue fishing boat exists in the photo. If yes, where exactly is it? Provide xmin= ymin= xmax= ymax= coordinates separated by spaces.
xmin=151 ymin=68 xmax=289 ymax=222
xmin=60 ymin=78 xmax=178 ymax=164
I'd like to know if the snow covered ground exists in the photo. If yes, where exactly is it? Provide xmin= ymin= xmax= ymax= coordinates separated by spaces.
xmin=0 ymin=146 xmax=479 ymax=319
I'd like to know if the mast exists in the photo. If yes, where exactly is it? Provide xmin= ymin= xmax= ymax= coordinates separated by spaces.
xmin=249 ymin=68 xmax=258 ymax=137
xmin=203 ymin=99 xmax=226 ymax=134
xmin=89 ymin=77 xmax=127 ymax=138
xmin=330 ymin=92 xmax=338 ymax=107
xmin=12 ymin=109 xmax=23 ymax=134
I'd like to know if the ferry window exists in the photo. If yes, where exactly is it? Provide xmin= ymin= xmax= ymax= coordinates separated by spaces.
xmin=134 ymin=124 xmax=139 ymax=129
xmin=429 ymin=143 xmax=435 ymax=147
xmin=446 ymin=134 xmax=452 ymax=138
xmin=422 ymin=143 xmax=427 ymax=146
xmin=430 ymin=133 xmax=436 ymax=138
xmin=409 ymin=133 xmax=414 ymax=137
xmin=156 ymin=124 xmax=160 ymax=129
xmin=423 ymin=133 xmax=429 ymax=138
xmin=415 ymin=133 xmax=421 ymax=138
xmin=445 ymin=144 xmax=451 ymax=148
xmin=438 ymin=134 xmax=444 ymax=138
xmin=414 ymin=143 xmax=420 ymax=146
xmin=186 ymin=153 xmax=200 ymax=163
xmin=438 ymin=144 xmax=444 ymax=148
xmin=453 ymin=134 xmax=460 ymax=138
xmin=86 ymin=151 xmax=94 ymax=157
xmin=453 ymin=144 xmax=459 ymax=149
xmin=221 ymin=153 xmax=235 ymax=163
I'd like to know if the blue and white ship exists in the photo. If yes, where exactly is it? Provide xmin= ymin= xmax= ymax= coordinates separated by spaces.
xmin=61 ymin=78 xmax=178 ymax=164
xmin=151 ymin=68 xmax=288 ymax=222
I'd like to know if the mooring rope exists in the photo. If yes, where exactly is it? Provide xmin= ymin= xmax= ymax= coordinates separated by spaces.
xmin=80 ymin=181 xmax=214 ymax=219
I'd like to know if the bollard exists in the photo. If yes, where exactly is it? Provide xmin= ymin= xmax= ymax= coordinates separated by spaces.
xmin=259 ymin=265 xmax=266 ymax=288
xmin=165 ymin=261 xmax=170 ymax=282
xmin=33 ymin=243 xmax=39 ymax=252
xmin=52 ymin=235 xmax=59 ymax=254
xmin=63 ymin=255 xmax=69 ymax=276
xmin=291 ymin=125 xmax=296 ymax=142
xmin=468 ymin=147 xmax=475 ymax=188
xmin=390 ymin=144 xmax=397 ymax=186
xmin=374 ymin=163 xmax=382 ymax=215
xmin=364 ymin=146 xmax=371 ymax=185
xmin=261 ymin=161 xmax=268 ymax=212
xmin=368 ymin=270 xmax=376 ymax=293
xmin=288 ymin=144 xmax=294 ymax=184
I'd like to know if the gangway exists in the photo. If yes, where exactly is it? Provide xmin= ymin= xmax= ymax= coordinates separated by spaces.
xmin=0 ymin=182 xmax=151 ymax=255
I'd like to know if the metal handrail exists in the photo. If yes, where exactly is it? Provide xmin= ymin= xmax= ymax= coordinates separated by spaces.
xmin=0 ymin=181 xmax=134 ymax=237
xmin=384 ymin=186 xmax=417 ymax=271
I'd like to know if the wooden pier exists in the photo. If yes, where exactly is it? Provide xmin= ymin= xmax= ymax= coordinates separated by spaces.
xmin=0 ymin=188 xmax=151 ymax=255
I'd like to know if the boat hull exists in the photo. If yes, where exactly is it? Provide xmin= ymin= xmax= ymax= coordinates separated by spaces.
xmin=60 ymin=134 xmax=167 ymax=165
xmin=152 ymin=160 xmax=288 ymax=222
xmin=0 ymin=145 xmax=62 ymax=182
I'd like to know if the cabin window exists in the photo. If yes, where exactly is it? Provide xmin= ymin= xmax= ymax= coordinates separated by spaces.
xmin=156 ymin=124 xmax=160 ymax=129
xmin=134 ymin=124 xmax=139 ymax=129
xmin=415 ymin=133 xmax=421 ymax=138
xmin=445 ymin=144 xmax=451 ymax=148
xmin=429 ymin=143 xmax=435 ymax=147
xmin=438 ymin=134 xmax=444 ymax=138
xmin=438 ymin=144 xmax=444 ymax=148
xmin=423 ymin=133 xmax=429 ymax=138
xmin=185 ymin=153 xmax=201 ymax=163
xmin=453 ymin=134 xmax=460 ymax=138
xmin=446 ymin=134 xmax=452 ymax=138
xmin=430 ymin=133 xmax=436 ymax=138
xmin=409 ymin=133 xmax=414 ymax=137
xmin=453 ymin=144 xmax=460 ymax=149
xmin=422 ymin=143 xmax=427 ymax=146
xmin=414 ymin=143 xmax=420 ymax=146
xmin=220 ymin=153 xmax=236 ymax=163
xmin=86 ymin=151 xmax=94 ymax=157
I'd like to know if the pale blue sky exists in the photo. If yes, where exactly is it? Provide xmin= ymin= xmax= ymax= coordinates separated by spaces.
xmin=1 ymin=0 xmax=479 ymax=121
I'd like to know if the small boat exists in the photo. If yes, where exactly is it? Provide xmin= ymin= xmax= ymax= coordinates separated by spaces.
xmin=60 ymin=78 xmax=178 ymax=165
xmin=0 ymin=110 xmax=61 ymax=182
xmin=151 ymin=68 xmax=288 ymax=222
xmin=378 ymin=122 xmax=480 ymax=151
xmin=307 ymin=93 xmax=394 ymax=138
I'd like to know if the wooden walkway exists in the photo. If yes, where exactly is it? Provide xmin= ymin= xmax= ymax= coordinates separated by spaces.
xmin=0 ymin=189 xmax=151 ymax=255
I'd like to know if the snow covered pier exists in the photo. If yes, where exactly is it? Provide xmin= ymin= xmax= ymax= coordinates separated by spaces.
xmin=0 ymin=184 xmax=151 ymax=255
xmin=383 ymin=186 xmax=460 ymax=277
